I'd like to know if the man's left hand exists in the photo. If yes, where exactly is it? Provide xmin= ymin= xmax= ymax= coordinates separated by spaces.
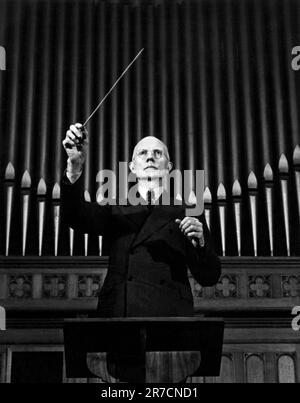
xmin=175 ymin=217 xmax=205 ymax=248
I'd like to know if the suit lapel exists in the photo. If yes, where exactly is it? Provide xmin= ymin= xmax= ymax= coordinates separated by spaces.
xmin=116 ymin=192 xmax=185 ymax=248
xmin=131 ymin=204 xmax=179 ymax=248
xmin=116 ymin=203 xmax=149 ymax=229
xmin=132 ymin=190 xmax=186 ymax=248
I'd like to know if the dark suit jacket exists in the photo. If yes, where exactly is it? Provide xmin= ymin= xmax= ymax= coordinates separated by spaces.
xmin=61 ymin=175 xmax=221 ymax=318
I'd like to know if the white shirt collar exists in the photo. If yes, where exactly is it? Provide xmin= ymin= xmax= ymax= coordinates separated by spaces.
xmin=138 ymin=185 xmax=163 ymax=202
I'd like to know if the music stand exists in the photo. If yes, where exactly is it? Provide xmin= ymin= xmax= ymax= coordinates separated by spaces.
xmin=64 ymin=317 xmax=224 ymax=382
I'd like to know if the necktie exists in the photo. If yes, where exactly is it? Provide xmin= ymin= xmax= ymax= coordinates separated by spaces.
xmin=147 ymin=190 xmax=154 ymax=211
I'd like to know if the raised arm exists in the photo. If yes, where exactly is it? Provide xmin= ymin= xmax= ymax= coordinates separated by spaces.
xmin=61 ymin=123 xmax=111 ymax=236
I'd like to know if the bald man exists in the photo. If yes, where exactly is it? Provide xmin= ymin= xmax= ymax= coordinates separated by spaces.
xmin=62 ymin=123 xmax=221 ymax=382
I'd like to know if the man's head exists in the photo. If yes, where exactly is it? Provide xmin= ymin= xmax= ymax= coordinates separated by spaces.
xmin=129 ymin=136 xmax=173 ymax=180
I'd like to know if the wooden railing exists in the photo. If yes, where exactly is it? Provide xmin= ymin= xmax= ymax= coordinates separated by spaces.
xmin=0 ymin=256 xmax=299 ymax=313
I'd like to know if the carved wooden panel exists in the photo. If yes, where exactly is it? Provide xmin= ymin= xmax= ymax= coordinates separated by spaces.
xmin=189 ymin=349 xmax=299 ymax=383
xmin=0 ymin=257 xmax=299 ymax=314
xmin=216 ymin=354 xmax=234 ymax=383
xmin=278 ymin=355 xmax=296 ymax=383
xmin=245 ymin=354 xmax=265 ymax=383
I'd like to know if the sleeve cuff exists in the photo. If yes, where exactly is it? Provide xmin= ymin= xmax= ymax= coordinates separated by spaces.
xmin=62 ymin=169 xmax=82 ymax=184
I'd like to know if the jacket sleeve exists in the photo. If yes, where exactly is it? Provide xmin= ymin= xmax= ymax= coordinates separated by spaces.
xmin=61 ymin=171 xmax=112 ymax=236
xmin=185 ymin=214 xmax=221 ymax=287
xmin=145 ymin=211 xmax=221 ymax=287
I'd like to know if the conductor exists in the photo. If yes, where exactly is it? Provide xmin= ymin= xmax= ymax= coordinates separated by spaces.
xmin=61 ymin=123 xmax=221 ymax=382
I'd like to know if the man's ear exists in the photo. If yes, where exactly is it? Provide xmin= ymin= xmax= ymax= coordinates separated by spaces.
xmin=168 ymin=161 xmax=173 ymax=172
xmin=129 ymin=161 xmax=135 ymax=173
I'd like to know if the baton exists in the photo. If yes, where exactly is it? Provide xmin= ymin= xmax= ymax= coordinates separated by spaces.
xmin=71 ymin=48 xmax=144 ymax=149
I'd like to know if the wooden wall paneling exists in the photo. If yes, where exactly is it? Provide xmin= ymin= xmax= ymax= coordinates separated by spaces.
xmin=245 ymin=354 xmax=265 ymax=383
xmin=278 ymin=354 xmax=296 ymax=383
xmin=32 ymin=274 xmax=42 ymax=299
xmin=216 ymin=354 xmax=235 ymax=383
xmin=232 ymin=352 xmax=245 ymax=383
xmin=0 ymin=349 xmax=6 ymax=383
xmin=0 ymin=256 xmax=299 ymax=382
xmin=0 ymin=257 xmax=299 ymax=314
xmin=5 ymin=347 xmax=12 ymax=383
xmin=0 ymin=274 xmax=7 ymax=299
xmin=264 ymin=352 xmax=277 ymax=383
xmin=0 ymin=338 xmax=299 ymax=383
xmin=296 ymin=346 xmax=300 ymax=384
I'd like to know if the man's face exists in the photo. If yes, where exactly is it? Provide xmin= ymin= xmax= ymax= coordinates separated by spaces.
xmin=129 ymin=137 xmax=172 ymax=180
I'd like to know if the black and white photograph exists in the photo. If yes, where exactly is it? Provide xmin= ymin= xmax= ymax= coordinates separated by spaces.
xmin=0 ymin=0 xmax=299 ymax=389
